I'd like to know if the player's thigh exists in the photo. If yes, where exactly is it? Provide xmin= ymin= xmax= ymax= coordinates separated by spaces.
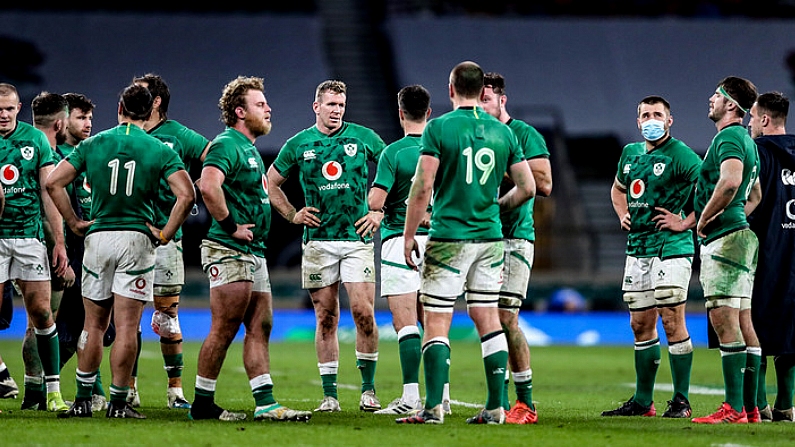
xmin=419 ymin=240 xmax=471 ymax=312
xmin=622 ymin=256 xmax=656 ymax=310
xmin=2 ymin=238 xmax=50 ymax=282
xmin=652 ymin=256 xmax=691 ymax=307
xmin=465 ymin=241 xmax=505 ymax=309
xmin=700 ymin=229 xmax=758 ymax=308
xmin=498 ymin=239 xmax=534 ymax=313
xmin=154 ymin=240 xmax=185 ymax=297
xmin=339 ymin=241 xmax=375 ymax=284
xmin=82 ymin=231 xmax=155 ymax=302
xmin=201 ymin=239 xmax=256 ymax=289
xmin=112 ymin=232 xmax=157 ymax=302
xmin=302 ymin=240 xmax=342 ymax=289
xmin=380 ymin=236 xmax=423 ymax=297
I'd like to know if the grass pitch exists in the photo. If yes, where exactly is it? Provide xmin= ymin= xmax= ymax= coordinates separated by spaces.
xmin=1 ymin=340 xmax=794 ymax=446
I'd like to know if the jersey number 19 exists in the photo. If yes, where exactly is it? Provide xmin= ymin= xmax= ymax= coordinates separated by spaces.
xmin=463 ymin=147 xmax=495 ymax=185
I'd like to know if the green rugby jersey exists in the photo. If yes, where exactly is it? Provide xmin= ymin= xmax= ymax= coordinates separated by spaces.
xmin=148 ymin=120 xmax=208 ymax=240
xmin=695 ymin=123 xmax=759 ymax=244
xmin=615 ymin=137 xmax=701 ymax=258
xmin=372 ymin=134 xmax=430 ymax=242
xmin=421 ymin=106 xmax=524 ymax=241
xmin=273 ymin=121 xmax=385 ymax=242
xmin=65 ymin=123 xmax=184 ymax=237
xmin=0 ymin=121 xmax=53 ymax=239
xmin=203 ymin=127 xmax=270 ymax=257
xmin=500 ymin=119 xmax=550 ymax=242
xmin=58 ymin=143 xmax=92 ymax=219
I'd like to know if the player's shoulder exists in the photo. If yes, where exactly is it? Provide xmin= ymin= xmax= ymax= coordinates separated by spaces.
xmin=282 ymin=125 xmax=318 ymax=148
xmin=341 ymin=121 xmax=384 ymax=144
xmin=13 ymin=121 xmax=48 ymax=145
xmin=621 ymin=141 xmax=645 ymax=155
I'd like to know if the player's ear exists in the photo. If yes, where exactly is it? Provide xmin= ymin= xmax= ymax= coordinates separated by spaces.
xmin=235 ymin=106 xmax=246 ymax=120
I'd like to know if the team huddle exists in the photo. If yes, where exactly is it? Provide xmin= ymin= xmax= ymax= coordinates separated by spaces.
xmin=607 ymin=76 xmax=795 ymax=424
xmin=0 ymin=62 xmax=790 ymax=426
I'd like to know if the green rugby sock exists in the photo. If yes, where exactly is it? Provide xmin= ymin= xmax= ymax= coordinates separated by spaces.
xmin=251 ymin=374 xmax=277 ymax=407
xmin=398 ymin=328 xmax=421 ymax=385
xmin=720 ymin=344 xmax=747 ymax=412
xmin=423 ymin=340 xmax=450 ymax=409
xmin=356 ymin=351 xmax=378 ymax=393
xmin=482 ymin=331 xmax=509 ymax=411
xmin=669 ymin=338 xmax=693 ymax=401
xmin=633 ymin=338 xmax=660 ymax=406
xmin=744 ymin=347 xmax=762 ymax=411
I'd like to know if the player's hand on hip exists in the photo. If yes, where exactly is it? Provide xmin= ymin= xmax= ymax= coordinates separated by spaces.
xmin=232 ymin=223 xmax=255 ymax=243
xmin=355 ymin=210 xmax=383 ymax=237
xmin=652 ymin=207 xmax=682 ymax=232
xmin=697 ymin=210 xmax=722 ymax=238
xmin=292 ymin=207 xmax=321 ymax=227
xmin=420 ymin=212 xmax=431 ymax=229
xmin=619 ymin=212 xmax=631 ymax=231
xmin=404 ymin=237 xmax=420 ymax=271
xmin=70 ymin=219 xmax=93 ymax=237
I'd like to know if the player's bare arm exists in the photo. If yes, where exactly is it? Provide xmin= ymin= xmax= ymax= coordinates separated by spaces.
xmin=528 ymin=157 xmax=552 ymax=197
xmin=45 ymin=159 xmax=92 ymax=237
xmin=200 ymin=165 xmax=254 ymax=242
xmin=404 ymin=155 xmax=437 ymax=270
xmin=158 ymin=169 xmax=195 ymax=242
xmin=498 ymin=160 xmax=535 ymax=212
xmin=40 ymin=164 xmax=68 ymax=276
xmin=610 ymin=178 xmax=631 ymax=231
xmin=744 ymin=178 xmax=762 ymax=216
xmin=266 ymin=165 xmax=320 ymax=227
xmin=696 ymin=158 xmax=743 ymax=238
xmin=356 ymin=187 xmax=387 ymax=237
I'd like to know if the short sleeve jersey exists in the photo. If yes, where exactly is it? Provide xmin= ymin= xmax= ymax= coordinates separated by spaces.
xmin=694 ymin=124 xmax=760 ymax=244
xmin=273 ymin=122 xmax=385 ymax=243
xmin=203 ymin=127 xmax=270 ymax=257
xmin=372 ymin=134 xmax=430 ymax=242
xmin=500 ymin=119 xmax=550 ymax=242
xmin=65 ymin=123 xmax=184 ymax=237
xmin=421 ymin=106 xmax=524 ymax=241
xmin=148 ymin=120 xmax=209 ymax=240
xmin=615 ymin=137 xmax=702 ymax=258
xmin=0 ymin=121 xmax=53 ymax=239
xmin=58 ymin=143 xmax=92 ymax=219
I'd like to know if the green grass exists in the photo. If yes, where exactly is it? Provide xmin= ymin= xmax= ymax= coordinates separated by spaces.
xmin=1 ymin=340 xmax=795 ymax=446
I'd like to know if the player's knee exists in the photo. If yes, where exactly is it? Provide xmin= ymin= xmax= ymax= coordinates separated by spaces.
xmin=706 ymin=296 xmax=741 ymax=309
xmin=154 ymin=285 xmax=182 ymax=301
xmin=151 ymin=310 xmax=182 ymax=338
xmin=498 ymin=308 xmax=519 ymax=331
xmin=654 ymin=287 xmax=687 ymax=307
xmin=623 ymin=290 xmax=655 ymax=310
xmin=154 ymin=294 xmax=181 ymax=316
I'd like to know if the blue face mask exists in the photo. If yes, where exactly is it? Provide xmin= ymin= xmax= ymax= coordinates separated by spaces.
xmin=640 ymin=119 xmax=666 ymax=142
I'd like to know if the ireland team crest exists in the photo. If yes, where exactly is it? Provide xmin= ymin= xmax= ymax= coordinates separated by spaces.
xmin=20 ymin=146 xmax=34 ymax=161
xmin=629 ymin=179 xmax=645 ymax=199
xmin=344 ymin=143 xmax=357 ymax=157
xmin=653 ymin=163 xmax=666 ymax=176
